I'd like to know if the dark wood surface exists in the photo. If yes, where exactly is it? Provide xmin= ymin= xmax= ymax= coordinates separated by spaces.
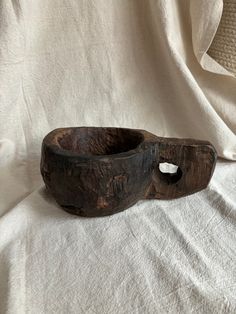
xmin=41 ymin=127 xmax=217 ymax=217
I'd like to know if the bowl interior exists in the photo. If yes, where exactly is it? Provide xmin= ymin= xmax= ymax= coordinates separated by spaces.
xmin=57 ymin=128 xmax=144 ymax=156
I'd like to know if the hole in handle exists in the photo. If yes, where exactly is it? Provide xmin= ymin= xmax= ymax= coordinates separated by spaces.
xmin=158 ymin=162 xmax=182 ymax=184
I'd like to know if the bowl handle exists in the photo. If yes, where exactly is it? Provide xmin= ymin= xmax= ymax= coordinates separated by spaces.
xmin=145 ymin=137 xmax=217 ymax=199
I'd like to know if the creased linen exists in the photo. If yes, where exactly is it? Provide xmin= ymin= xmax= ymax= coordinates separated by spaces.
xmin=0 ymin=0 xmax=236 ymax=313
xmin=1 ymin=161 xmax=236 ymax=313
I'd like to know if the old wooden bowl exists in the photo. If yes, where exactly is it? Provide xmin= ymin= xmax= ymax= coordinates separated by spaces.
xmin=41 ymin=127 xmax=217 ymax=217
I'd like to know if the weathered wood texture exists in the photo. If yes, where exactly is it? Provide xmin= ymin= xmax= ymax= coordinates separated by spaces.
xmin=41 ymin=127 xmax=217 ymax=217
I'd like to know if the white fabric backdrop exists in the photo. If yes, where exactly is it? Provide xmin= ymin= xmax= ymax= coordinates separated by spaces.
xmin=1 ymin=0 xmax=236 ymax=313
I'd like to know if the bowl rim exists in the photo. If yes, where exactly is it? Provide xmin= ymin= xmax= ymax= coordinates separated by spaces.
xmin=42 ymin=126 xmax=156 ymax=160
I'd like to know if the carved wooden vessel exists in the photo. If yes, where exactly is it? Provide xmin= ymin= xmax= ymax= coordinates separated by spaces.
xmin=41 ymin=127 xmax=217 ymax=217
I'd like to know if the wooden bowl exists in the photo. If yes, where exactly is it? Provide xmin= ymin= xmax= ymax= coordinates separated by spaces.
xmin=41 ymin=127 xmax=217 ymax=217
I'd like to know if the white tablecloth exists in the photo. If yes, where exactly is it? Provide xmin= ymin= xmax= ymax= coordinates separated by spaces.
xmin=1 ymin=0 xmax=236 ymax=313
xmin=1 ymin=161 xmax=236 ymax=313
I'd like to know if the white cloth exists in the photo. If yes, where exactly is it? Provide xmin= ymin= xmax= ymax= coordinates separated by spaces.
xmin=1 ymin=161 xmax=236 ymax=313
xmin=1 ymin=0 xmax=236 ymax=313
